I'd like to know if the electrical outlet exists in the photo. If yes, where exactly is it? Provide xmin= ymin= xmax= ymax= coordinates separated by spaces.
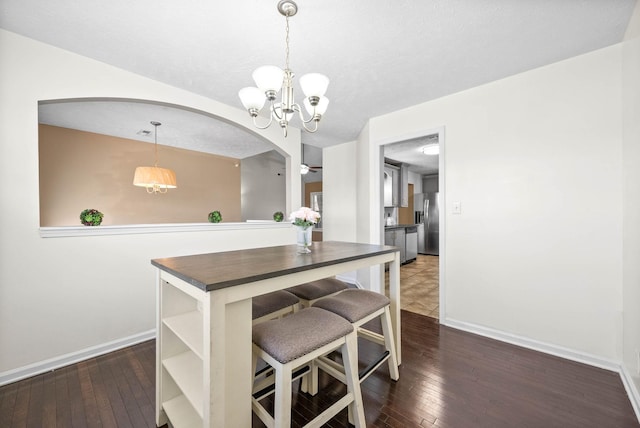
xmin=452 ymin=201 xmax=462 ymax=215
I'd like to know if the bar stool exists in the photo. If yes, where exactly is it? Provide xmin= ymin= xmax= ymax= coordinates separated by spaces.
xmin=251 ymin=307 xmax=366 ymax=428
xmin=311 ymin=289 xmax=399 ymax=391
xmin=285 ymin=277 xmax=349 ymax=308
xmin=252 ymin=290 xmax=300 ymax=325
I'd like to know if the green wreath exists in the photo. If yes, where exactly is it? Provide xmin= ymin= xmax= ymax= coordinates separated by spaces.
xmin=80 ymin=209 xmax=104 ymax=226
xmin=208 ymin=210 xmax=222 ymax=223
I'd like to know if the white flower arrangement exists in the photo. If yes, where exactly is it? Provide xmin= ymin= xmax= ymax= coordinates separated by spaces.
xmin=289 ymin=207 xmax=321 ymax=227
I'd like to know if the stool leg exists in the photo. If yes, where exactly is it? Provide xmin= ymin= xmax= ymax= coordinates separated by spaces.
xmin=342 ymin=332 xmax=366 ymax=428
xmin=381 ymin=306 xmax=400 ymax=381
xmin=309 ymin=358 xmax=319 ymax=396
xmin=274 ymin=362 xmax=293 ymax=428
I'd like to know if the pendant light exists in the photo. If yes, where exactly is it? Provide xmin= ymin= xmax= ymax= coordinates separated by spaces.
xmin=133 ymin=121 xmax=177 ymax=194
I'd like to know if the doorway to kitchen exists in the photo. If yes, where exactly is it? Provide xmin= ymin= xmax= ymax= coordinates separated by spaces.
xmin=381 ymin=128 xmax=444 ymax=320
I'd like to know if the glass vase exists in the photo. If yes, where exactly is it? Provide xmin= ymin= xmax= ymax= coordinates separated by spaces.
xmin=296 ymin=226 xmax=313 ymax=254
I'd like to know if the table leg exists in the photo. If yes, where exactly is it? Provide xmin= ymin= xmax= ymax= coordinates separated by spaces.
xmin=388 ymin=251 xmax=401 ymax=365
xmin=207 ymin=293 xmax=252 ymax=427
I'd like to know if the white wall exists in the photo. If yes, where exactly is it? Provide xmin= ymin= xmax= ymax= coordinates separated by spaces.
xmin=408 ymin=171 xmax=423 ymax=195
xmin=0 ymin=30 xmax=302 ymax=383
xmin=241 ymin=150 xmax=287 ymax=220
xmin=341 ymin=45 xmax=624 ymax=362
xmin=622 ymin=0 xmax=640 ymax=407
xmin=323 ymin=141 xmax=357 ymax=242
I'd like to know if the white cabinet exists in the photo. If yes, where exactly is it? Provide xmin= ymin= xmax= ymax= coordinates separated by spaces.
xmin=384 ymin=165 xmax=400 ymax=207
xmin=400 ymin=163 xmax=409 ymax=207
xmin=157 ymin=279 xmax=205 ymax=427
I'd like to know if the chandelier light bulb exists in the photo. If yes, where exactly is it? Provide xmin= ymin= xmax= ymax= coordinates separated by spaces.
xmin=239 ymin=87 xmax=266 ymax=111
xmin=299 ymin=73 xmax=330 ymax=98
xmin=252 ymin=65 xmax=284 ymax=94
xmin=304 ymin=96 xmax=329 ymax=116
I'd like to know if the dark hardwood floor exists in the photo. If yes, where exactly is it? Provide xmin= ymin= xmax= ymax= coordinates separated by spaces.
xmin=1 ymin=311 xmax=638 ymax=427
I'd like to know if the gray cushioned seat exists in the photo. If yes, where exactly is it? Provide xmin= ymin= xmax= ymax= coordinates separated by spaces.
xmin=312 ymin=289 xmax=390 ymax=323
xmin=252 ymin=290 xmax=300 ymax=320
xmin=252 ymin=307 xmax=353 ymax=364
xmin=285 ymin=278 xmax=349 ymax=301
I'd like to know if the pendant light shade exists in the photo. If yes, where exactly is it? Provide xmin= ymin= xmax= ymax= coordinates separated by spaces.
xmin=133 ymin=121 xmax=177 ymax=194
xmin=133 ymin=166 xmax=177 ymax=190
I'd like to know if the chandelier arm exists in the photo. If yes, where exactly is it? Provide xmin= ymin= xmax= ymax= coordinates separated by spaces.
xmin=301 ymin=120 xmax=319 ymax=133
xmin=251 ymin=113 xmax=275 ymax=130
xmin=271 ymin=102 xmax=285 ymax=121
xmin=293 ymin=104 xmax=317 ymax=125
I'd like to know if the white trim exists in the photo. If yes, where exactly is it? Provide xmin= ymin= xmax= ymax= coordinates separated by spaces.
xmin=621 ymin=365 xmax=640 ymax=423
xmin=0 ymin=329 xmax=155 ymax=386
xmin=444 ymin=318 xmax=620 ymax=371
xmin=40 ymin=221 xmax=291 ymax=238
xmin=436 ymin=126 xmax=446 ymax=322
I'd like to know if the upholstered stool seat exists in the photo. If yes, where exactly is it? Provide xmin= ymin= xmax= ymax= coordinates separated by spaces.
xmin=251 ymin=307 xmax=366 ymax=428
xmin=252 ymin=290 xmax=300 ymax=324
xmin=312 ymin=289 xmax=400 ymax=386
xmin=285 ymin=277 xmax=349 ymax=307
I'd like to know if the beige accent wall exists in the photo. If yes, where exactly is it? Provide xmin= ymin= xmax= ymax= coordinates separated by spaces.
xmin=39 ymin=124 xmax=241 ymax=226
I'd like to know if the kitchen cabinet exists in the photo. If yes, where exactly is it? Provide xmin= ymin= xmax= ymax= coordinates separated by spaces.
xmin=385 ymin=227 xmax=406 ymax=264
xmin=384 ymin=165 xmax=400 ymax=207
xmin=385 ymin=225 xmax=418 ymax=264
xmin=400 ymin=163 xmax=409 ymax=207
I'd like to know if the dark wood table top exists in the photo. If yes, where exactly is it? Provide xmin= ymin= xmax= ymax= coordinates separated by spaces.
xmin=151 ymin=241 xmax=397 ymax=291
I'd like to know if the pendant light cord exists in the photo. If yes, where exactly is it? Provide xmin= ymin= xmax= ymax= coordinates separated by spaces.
xmin=153 ymin=122 xmax=160 ymax=167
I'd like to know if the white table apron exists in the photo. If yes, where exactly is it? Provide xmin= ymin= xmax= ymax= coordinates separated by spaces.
xmin=153 ymin=242 xmax=401 ymax=428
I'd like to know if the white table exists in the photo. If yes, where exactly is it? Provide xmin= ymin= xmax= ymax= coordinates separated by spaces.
xmin=152 ymin=241 xmax=401 ymax=427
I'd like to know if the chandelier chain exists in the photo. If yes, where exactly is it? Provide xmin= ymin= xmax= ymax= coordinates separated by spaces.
xmin=284 ymin=14 xmax=290 ymax=71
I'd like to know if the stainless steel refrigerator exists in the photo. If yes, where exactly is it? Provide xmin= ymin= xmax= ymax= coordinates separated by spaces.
xmin=416 ymin=192 xmax=439 ymax=255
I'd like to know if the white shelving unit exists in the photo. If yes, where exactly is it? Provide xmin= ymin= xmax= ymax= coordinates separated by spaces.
xmin=157 ymin=278 xmax=206 ymax=427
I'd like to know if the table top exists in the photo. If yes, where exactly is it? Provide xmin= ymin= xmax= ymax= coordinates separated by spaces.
xmin=151 ymin=241 xmax=397 ymax=292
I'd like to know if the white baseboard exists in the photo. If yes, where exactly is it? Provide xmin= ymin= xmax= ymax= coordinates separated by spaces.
xmin=0 ymin=329 xmax=155 ymax=387
xmin=444 ymin=317 xmax=640 ymax=424
xmin=621 ymin=365 xmax=640 ymax=423
xmin=444 ymin=318 xmax=620 ymax=371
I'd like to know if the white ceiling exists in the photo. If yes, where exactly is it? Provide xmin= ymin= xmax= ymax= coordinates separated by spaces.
xmin=1 ymin=0 xmax=636 ymax=172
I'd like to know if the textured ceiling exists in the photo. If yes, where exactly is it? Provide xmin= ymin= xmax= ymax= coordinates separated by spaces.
xmin=1 ymin=0 xmax=636 ymax=171
xmin=384 ymin=134 xmax=440 ymax=175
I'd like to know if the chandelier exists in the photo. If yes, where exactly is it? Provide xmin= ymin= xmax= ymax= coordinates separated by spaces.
xmin=238 ymin=0 xmax=329 ymax=137
xmin=133 ymin=121 xmax=177 ymax=194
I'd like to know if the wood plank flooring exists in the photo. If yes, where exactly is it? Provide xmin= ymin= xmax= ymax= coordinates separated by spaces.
xmin=1 ymin=311 xmax=638 ymax=427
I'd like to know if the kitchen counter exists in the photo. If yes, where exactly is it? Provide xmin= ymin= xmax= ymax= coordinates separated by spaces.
xmin=385 ymin=224 xmax=416 ymax=230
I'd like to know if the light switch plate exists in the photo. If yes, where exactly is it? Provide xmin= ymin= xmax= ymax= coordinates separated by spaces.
xmin=453 ymin=201 xmax=462 ymax=214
